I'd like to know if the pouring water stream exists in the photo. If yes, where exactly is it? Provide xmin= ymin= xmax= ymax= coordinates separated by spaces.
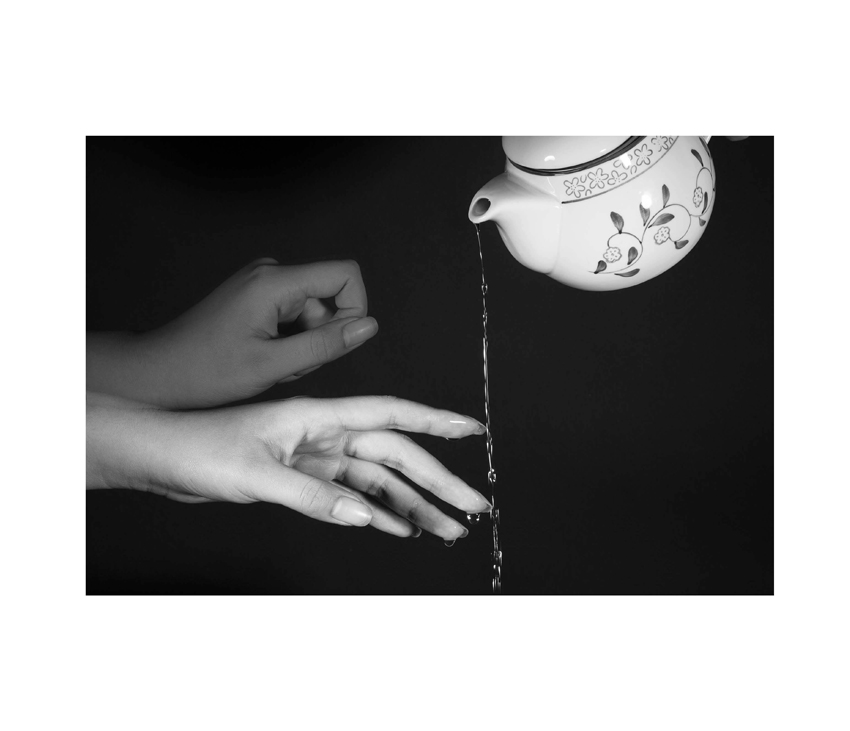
xmin=476 ymin=223 xmax=501 ymax=594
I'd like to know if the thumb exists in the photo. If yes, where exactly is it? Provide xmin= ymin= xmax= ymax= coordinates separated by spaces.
xmin=266 ymin=316 xmax=379 ymax=380
xmin=249 ymin=464 xmax=374 ymax=527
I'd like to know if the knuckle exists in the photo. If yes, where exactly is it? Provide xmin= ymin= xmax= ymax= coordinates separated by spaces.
xmin=309 ymin=328 xmax=332 ymax=365
xmin=343 ymin=259 xmax=361 ymax=274
xmin=298 ymin=478 xmax=328 ymax=518
xmin=379 ymin=395 xmax=400 ymax=427
xmin=370 ymin=474 xmax=392 ymax=503
xmin=405 ymin=498 xmax=423 ymax=523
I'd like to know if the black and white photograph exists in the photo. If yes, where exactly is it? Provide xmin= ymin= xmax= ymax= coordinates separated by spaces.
xmin=86 ymin=136 xmax=773 ymax=596
xmin=8 ymin=5 xmax=846 ymax=729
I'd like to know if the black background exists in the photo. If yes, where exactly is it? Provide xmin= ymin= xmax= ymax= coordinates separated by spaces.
xmin=86 ymin=136 xmax=773 ymax=595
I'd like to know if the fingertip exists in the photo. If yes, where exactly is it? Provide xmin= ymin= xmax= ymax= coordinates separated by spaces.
xmin=446 ymin=415 xmax=486 ymax=436
xmin=343 ymin=316 xmax=379 ymax=348
xmin=442 ymin=521 xmax=471 ymax=542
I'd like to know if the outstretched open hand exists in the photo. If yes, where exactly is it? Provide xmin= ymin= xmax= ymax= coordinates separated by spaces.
xmin=89 ymin=394 xmax=491 ymax=541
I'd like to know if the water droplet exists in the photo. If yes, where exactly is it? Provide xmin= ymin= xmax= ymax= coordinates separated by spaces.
xmin=466 ymin=513 xmax=481 ymax=525
xmin=444 ymin=540 xmax=456 ymax=547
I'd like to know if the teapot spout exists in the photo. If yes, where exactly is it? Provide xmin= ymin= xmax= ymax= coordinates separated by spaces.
xmin=468 ymin=173 xmax=561 ymax=275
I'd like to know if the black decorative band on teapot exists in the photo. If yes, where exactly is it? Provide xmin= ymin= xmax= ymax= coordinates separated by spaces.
xmin=507 ymin=136 xmax=645 ymax=176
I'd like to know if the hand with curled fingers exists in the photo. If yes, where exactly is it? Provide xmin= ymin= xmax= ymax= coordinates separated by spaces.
xmin=86 ymin=258 xmax=378 ymax=409
xmin=87 ymin=393 xmax=492 ymax=542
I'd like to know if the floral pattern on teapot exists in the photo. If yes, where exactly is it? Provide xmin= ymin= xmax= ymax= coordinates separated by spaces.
xmin=593 ymin=146 xmax=715 ymax=278
xmin=561 ymin=136 xmax=677 ymax=203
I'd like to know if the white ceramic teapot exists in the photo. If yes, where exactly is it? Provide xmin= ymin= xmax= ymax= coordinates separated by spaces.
xmin=468 ymin=136 xmax=717 ymax=291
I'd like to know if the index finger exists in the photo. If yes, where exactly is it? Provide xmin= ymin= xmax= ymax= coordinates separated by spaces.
xmin=273 ymin=260 xmax=368 ymax=320
xmin=325 ymin=396 xmax=486 ymax=438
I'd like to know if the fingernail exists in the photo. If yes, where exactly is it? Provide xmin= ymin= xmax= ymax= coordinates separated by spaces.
xmin=343 ymin=317 xmax=378 ymax=348
xmin=331 ymin=497 xmax=373 ymax=526
xmin=448 ymin=416 xmax=487 ymax=434
xmin=411 ymin=526 xmax=422 ymax=538
xmin=471 ymin=491 xmax=492 ymax=511
xmin=460 ymin=528 xmax=470 ymax=538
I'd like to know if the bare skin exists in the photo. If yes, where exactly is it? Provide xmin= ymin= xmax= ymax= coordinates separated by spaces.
xmin=86 ymin=259 xmax=378 ymax=408
xmin=87 ymin=393 xmax=491 ymax=541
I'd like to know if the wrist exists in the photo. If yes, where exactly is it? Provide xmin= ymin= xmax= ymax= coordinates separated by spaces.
xmin=86 ymin=392 xmax=178 ymax=491
xmin=86 ymin=331 xmax=173 ymax=408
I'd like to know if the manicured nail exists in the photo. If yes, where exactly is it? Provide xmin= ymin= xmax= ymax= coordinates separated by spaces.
xmin=445 ymin=527 xmax=468 ymax=546
xmin=343 ymin=317 xmax=378 ymax=348
xmin=331 ymin=496 xmax=373 ymax=526
xmin=448 ymin=416 xmax=487 ymax=434
xmin=470 ymin=491 xmax=492 ymax=511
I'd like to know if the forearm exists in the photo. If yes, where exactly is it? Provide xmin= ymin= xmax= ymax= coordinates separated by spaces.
xmin=86 ymin=391 xmax=279 ymax=505
xmin=86 ymin=391 xmax=175 ymax=490
xmin=86 ymin=332 xmax=174 ymax=407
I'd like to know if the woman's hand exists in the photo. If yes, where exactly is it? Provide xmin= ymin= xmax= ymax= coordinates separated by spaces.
xmin=86 ymin=259 xmax=378 ymax=409
xmin=87 ymin=393 xmax=491 ymax=541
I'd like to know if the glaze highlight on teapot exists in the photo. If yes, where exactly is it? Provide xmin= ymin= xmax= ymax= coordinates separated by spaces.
xmin=469 ymin=136 xmax=716 ymax=291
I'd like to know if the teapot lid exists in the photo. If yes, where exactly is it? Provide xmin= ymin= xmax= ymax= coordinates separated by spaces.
xmin=503 ymin=136 xmax=643 ymax=174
